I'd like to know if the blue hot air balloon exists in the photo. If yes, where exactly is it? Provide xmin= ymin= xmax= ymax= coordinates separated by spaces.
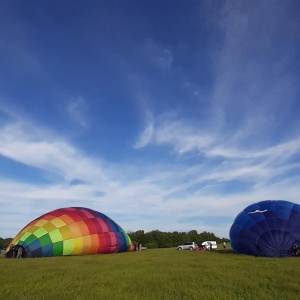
xmin=230 ymin=200 xmax=300 ymax=257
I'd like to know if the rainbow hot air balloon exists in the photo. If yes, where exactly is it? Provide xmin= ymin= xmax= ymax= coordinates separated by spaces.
xmin=6 ymin=207 xmax=133 ymax=258
xmin=230 ymin=200 xmax=300 ymax=257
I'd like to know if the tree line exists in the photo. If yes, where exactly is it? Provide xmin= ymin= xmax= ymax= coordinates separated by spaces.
xmin=0 ymin=237 xmax=12 ymax=250
xmin=127 ymin=230 xmax=229 ymax=249
xmin=1 ymin=230 xmax=229 ymax=250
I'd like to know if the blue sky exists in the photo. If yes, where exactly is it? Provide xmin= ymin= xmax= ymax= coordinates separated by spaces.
xmin=1 ymin=0 xmax=300 ymax=239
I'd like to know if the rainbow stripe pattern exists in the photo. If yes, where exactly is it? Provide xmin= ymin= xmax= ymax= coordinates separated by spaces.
xmin=8 ymin=207 xmax=133 ymax=257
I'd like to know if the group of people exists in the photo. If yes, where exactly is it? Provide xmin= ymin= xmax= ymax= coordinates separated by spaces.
xmin=5 ymin=244 xmax=26 ymax=258
xmin=292 ymin=245 xmax=300 ymax=256
xmin=135 ymin=243 xmax=142 ymax=251
xmin=197 ymin=242 xmax=216 ymax=251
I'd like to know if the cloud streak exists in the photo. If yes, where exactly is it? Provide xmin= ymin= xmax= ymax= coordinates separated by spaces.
xmin=132 ymin=116 xmax=154 ymax=149
xmin=67 ymin=96 xmax=89 ymax=128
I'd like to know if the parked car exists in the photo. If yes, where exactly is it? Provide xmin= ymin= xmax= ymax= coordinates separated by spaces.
xmin=177 ymin=242 xmax=198 ymax=250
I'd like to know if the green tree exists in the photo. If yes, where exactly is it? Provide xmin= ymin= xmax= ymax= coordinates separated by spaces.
xmin=0 ymin=237 xmax=13 ymax=249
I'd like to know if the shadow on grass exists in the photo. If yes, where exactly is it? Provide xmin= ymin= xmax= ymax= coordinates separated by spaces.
xmin=214 ymin=249 xmax=236 ymax=255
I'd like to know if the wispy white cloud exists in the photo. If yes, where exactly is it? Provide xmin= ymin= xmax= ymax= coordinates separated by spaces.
xmin=205 ymin=0 xmax=300 ymax=140
xmin=154 ymin=118 xmax=214 ymax=155
xmin=132 ymin=108 xmax=154 ymax=149
xmin=67 ymin=96 xmax=89 ymax=128
xmin=1 ymin=123 xmax=299 ymax=238
xmin=132 ymin=121 xmax=154 ymax=149
xmin=125 ymin=91 xmax=300 ymax=222
xmin=0 ymin=121 xmax=109 ymax=186
xmin=143 ymin=39 xmax=173 ymax=71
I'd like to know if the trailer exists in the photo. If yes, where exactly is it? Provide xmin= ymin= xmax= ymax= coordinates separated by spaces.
xmin=201 ymin=241 xmax=217 ymax=250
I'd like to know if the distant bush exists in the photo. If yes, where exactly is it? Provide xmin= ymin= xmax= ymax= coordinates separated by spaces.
xmin=0 ymin=237 xmax=13 ymax=249
xmin=144 ymin=242 xmax=158 ymax=249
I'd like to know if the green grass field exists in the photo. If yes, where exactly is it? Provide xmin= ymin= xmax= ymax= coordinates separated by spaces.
xmin=1 ymin=247 xmax=299 ymax=300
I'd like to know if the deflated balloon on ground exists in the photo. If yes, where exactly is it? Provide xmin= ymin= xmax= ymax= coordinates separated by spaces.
xmin=6 ymin=207 xmax=133 ymax=258
xmin=230 ymin=200 xmax=300 ymax=257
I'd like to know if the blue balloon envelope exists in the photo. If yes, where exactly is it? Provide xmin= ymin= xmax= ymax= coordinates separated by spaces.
xmin=230 ymin=200 xmax=300 ymax=257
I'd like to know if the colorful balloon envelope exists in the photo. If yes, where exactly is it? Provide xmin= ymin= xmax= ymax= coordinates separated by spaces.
xmin=230 ymin=200 xmax=300 ymax=257
xmin=7 ymin=207 xmax=133 ymax=258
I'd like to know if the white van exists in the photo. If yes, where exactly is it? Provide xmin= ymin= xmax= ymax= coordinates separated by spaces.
xmin=201 ymin=241 xmax=217 ymax=249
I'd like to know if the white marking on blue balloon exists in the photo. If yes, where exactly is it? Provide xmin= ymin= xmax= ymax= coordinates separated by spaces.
xmin=248 ymin=209 xmax=268 ymax=214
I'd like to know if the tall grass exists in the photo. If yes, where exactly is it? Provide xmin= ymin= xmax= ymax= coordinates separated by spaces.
xmin=1 ymin=248 xmax=299 ymax=300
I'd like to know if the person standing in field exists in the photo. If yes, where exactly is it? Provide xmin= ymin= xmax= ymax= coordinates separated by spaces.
xmin=223 ymin=242 xmax=226 ymax=249
xmin=12 ymin=244 xmax=18 ymax=258
xmin=16 ymin=246 xmax=23 ymax=258
xmin=292 ymin=245 xmax=299 ymax=256
xmin=6 ymin=244 xmax=14 ymax=258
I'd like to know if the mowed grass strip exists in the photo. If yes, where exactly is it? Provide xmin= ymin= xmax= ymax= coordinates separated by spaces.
xmin=1 ymin=248 xmax=299 ymax=300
